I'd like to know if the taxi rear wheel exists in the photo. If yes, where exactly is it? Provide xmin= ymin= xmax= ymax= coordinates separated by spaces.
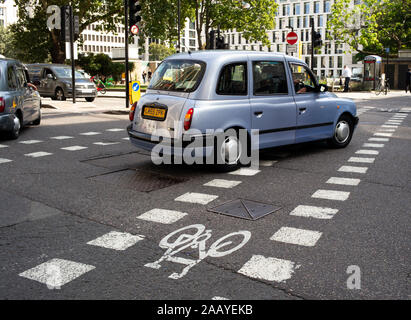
xmin=9 ymin=114 xmax=21 ymax=140
xmin=214 ymin=129 xmax=243 ymax=172
xmin=328 ymin=115 xmax=353 ymax=148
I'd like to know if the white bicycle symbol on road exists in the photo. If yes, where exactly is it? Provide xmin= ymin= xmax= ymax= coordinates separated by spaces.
xmin=145 ymin=224 xmax=251 ymax=279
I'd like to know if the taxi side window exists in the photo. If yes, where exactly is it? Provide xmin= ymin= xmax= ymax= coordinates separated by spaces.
xmin=253 ymin=61 xmax=288 ymax=95
xmin=7 ymin=66 xmax=18 ymax=90
xmin=16 ymin=67 xmax=27 ymax=88
xmin=290 ymin=63 xmax=317 ymax=94
xmin=217 ymin=63 xmax=247 ymax=95
xmin=44 ymin=68 xmax=54 ymax=79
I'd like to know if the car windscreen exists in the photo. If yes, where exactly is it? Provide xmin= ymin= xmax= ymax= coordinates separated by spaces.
xmin=148 ymin=60 xmax=206 ymax=92
xmin=52 ymin=67 xmax=86 ymax=79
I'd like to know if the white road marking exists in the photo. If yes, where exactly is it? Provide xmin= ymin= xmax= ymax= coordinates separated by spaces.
xmin=312 ymin=189 xmax=350 ymax=201
xmin=381 ymin=125 xmax=398 ymax=128
xmin=326 ymin=177 xmax=361 ymax=186
xmin=24 ymin=152 xmax=53 ymax=158
xmin=175 ymin=192 xmax=218 ymax=205
xmin=229 ymin=168 xmax=261 ymax=176
xmin=61 ymin=146 xmax=88 ymax=151
xmin=19 ymin=258 xmax=95 ymax=288
xmin=50 ymin=136 xmax=74 ymax=140
xmin=270 ymin=227 xmax=322 ymax=247
xmin=369 ymin=137 xmax=389 ymax=142
xmin=87 ymin=231 xmax=144 ymax=251
xmin=362 ymin=143 xmax=384 ymax=148
xmin=238 ymin=255 xmax=299 ymax=283
xmin=259 ymin=160 xmax=278 ymax=167
xmin=106 ymin=129 xmax=124 ymax=132
xmin=204 ymin=179 xmax=242 ymax=189
xmin=0 ymin=144 xmax=9 ymax=148
xmin=374 ymin=132 xmax=393 ymax=137
xmin=289 ymin=205 xmax=338 ymax=220
xmin=212 ymin=296 xmax=230 ymax=300
xmin=0 ymin=158 xmax=12 ymax=164
xmin=355 ymin=150 xmax=379 ymax=155
xmin=93 ymin=142 xmax=120 ymax=146
xmin=380 ymin=128 xmax=396 ymax=132
xmin=19 ymin=140 xmax=43 ymax=144
xmin=80 ymin=132 xmax=101 ymax=136
xmin=338 ymin=165 xmax=368 ymax=174
xmin=122 ymin=137 xmax=130 ymax=140
xmin=348 ymin=157 xmax=375 ymax=164
xmin=385 ymin=121 xmax=402 ymax=125
xmin=137 ymin=208 xmax=188 ymax=224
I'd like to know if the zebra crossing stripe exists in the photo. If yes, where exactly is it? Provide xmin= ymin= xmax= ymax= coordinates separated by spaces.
xmin=289 ymin=205 xmax=338 ymax=220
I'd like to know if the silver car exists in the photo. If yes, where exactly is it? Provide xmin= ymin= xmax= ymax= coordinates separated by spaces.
xmin=0 ymin=58 xmax=41 ymax=139
xmin=128 ymin=51 xmax=358 ymax=170
xmin=27 ymin=64 xmax=97 ymax=102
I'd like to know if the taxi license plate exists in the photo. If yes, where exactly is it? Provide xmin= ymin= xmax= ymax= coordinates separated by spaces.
xmin=142 ymin=106 xmax=167 ymax=121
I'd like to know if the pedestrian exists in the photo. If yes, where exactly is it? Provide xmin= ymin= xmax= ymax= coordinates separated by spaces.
xmin=406 ymin=68 xmax=411 ymax=93
xmin=142 ymin=71 xmax=146 ymax=84
xmin=148 ymin=70 xmax=152 ymax=81
xmin=342 ymin=65 xmax=351 ymax=92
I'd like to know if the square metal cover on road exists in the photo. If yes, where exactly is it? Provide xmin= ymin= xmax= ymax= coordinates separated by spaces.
xmin=208 ymin=199 xmax=281 ymax=221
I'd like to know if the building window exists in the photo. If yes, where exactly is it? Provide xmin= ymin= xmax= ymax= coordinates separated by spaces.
xmin=304 ymin=2 xmax=310 ymax=14
xmin=293 ymin=3 xmax=300 ymax=15
xmin=314 ymin=2 xmax=320 ymax=14
xmin=337 ymin=56 xmax=343 ymax=68
xmin=329 ymin=56 xmax=334 ymax=68
xmin=324 ymin=1 xmax=331 ymax=13
xmin=318 ymin=15 xmax=323 ymax=27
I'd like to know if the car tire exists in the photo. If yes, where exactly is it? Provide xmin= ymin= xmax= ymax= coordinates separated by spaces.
xmin=9 ymin=114 xmax=22 ymax=140
xmin=327 ymin=114 xmax=354 ymax=148
xmin=85 ymin=97 xmax=95 ymax=102
xmin=213 ymin=129 xmax=243 ymax=172
xmin=32 ymin=109 xmax=41 ymax=125
xmin=55 ymin=88 xmax=66 ymax=101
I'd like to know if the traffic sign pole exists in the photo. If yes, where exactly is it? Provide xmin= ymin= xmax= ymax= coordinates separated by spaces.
xmin=125 ymin=0 xmax=130 ymax=109
xmin=69 ymin=5 xmax=76 ymax=104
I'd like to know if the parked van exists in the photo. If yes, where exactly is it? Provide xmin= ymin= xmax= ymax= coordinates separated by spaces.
xmin=26 ymin=64 xmax=97 ymax=102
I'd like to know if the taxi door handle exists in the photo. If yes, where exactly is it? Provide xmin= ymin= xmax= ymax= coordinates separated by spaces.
xmin=254 ymin=111 xmax=263 ymax=117
xmin=299 ymin=107 xmax=307 ymax=114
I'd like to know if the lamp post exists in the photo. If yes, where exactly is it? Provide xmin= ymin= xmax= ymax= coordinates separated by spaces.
xmin=178 ymin=0 xmax=181 ymax=52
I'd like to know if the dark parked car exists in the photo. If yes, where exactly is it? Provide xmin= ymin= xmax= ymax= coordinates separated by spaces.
xmin=26 ymin=63 xmax=97 ymax=102
xmin=0 ymin=58 xmax=41 ymax=139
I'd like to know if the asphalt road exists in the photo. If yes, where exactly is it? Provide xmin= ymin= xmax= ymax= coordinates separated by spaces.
xmin=0 ymin=94 xmax=410 ymax=300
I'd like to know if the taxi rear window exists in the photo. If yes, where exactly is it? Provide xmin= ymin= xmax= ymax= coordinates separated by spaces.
xmin=148 ymin=60 xmax=206 ymax=93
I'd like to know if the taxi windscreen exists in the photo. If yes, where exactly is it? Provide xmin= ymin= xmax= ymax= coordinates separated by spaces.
xmin=148 ymin=60 xmax=206 ymax=93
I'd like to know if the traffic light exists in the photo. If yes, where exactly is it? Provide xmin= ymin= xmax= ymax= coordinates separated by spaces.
xmin=60 ymin=5 xmax=70 ymax=45
xmin=313 ymin=30 xmax=323 ymax=48
xmin=129 ymin=0 xmax=142 ymax=28
xmin=216 ymin=36 xmax=227 ymax=49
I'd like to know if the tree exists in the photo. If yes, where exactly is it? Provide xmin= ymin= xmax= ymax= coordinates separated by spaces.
xmin=0 ymin=27 xmax=17 ymax=59
xmin=10 ymin=0 xmax=124 ymax=63
xmin=149 ymin=43 xmax=176 ymax=61
xmin=140 ymin=0 xmax=278 ymax=50
xmin=327 ymin=0 xmax=411 ymax=58
xmin=76 ymin=53 xmax=134 ymax=82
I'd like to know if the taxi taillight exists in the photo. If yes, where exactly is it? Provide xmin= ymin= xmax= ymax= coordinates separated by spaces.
xmin=129 ymin=102 xmax=137 ymax=121
xmin=184 ymin=108 xmax=194 ymax=131
xmin=0 ymin=98 xmax=4 ymax=113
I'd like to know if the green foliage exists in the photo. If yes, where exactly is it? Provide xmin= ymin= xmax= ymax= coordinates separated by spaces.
xmin=327 ymin=0 xmax=411 ymax=57
xmin=149 ymin=43 xmax=176 ymax=61
xmin=140 ymin=0 xmax=278 ymax=49
xmin=76 ymin=53 xmax=134 ymax=82
xmin=0 ymin=27 xmax=17 ymax=59
xmin=10 ymin=0 xmax=124 ymax=63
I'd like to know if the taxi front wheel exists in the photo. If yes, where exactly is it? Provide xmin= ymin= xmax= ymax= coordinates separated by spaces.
xmin=328 ymin=115 xmax=354 ymax=148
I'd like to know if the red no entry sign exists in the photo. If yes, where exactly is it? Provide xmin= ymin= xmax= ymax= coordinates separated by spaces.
xmin=286 ymin=32 xmax=298 ymax=45
xmin=130 ymin=24 xmax=139 ymax=35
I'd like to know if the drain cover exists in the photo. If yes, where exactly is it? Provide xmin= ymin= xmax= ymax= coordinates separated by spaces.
xmin=208 ymin=199 xmax=281 ymax=221
xmin=89 ymin=169 xmax=189 ymax=192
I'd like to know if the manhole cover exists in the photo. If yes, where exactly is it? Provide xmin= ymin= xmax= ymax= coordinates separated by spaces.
xmin=208 ymin=199 xmax=281 ymax=221
xmin=89 ymin=169 xmax=189 ymax=192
